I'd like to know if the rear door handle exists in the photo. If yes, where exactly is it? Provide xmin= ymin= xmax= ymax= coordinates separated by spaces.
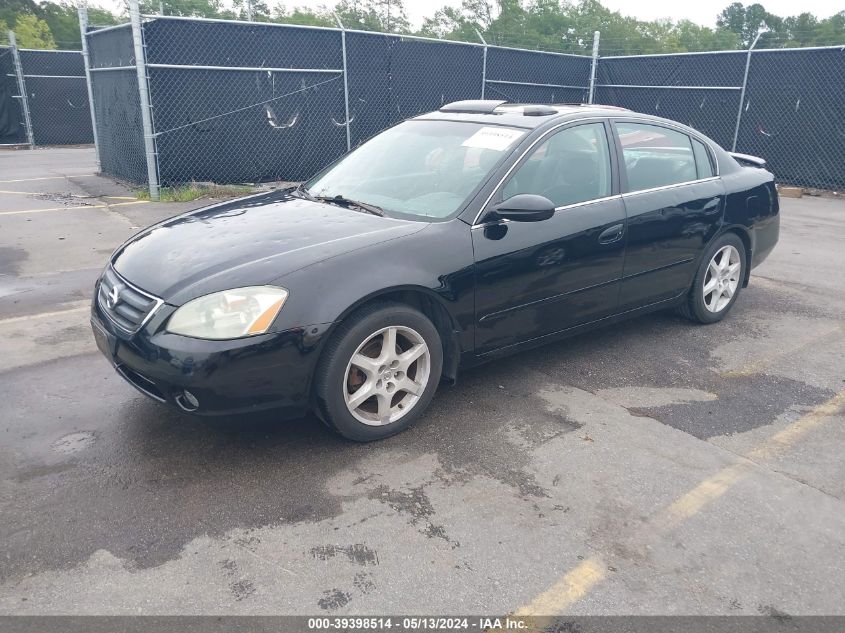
xmin=598 ymin=223 xmax=625 ymax=244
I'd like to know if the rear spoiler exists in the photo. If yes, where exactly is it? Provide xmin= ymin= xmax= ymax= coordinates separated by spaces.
xmin=729 ymin=152 xmax=767 ymax=169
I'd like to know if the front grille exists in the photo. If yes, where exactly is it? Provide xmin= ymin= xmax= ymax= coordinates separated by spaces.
xmin=97 ymin=266 xmax=161 ymax=334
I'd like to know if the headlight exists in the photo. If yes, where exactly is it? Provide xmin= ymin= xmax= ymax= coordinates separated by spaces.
xmin=166 ymin=286 xmax=288 ymax=340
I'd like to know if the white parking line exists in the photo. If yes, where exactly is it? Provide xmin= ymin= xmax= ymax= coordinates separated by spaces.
xmin=0 ymin=174 xmax=96 ymax=184
xmin=0 ymin=304 xmax=90 ymax=326
xmin=0 ymin=200 xmax=147 ymax=216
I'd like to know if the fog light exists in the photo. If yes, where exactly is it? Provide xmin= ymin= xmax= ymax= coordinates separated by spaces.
xmin=175 ymin=390 xmax=199 ymax=412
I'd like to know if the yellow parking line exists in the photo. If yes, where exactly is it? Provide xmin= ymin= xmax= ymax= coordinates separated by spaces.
xmin=654 ymin=462 xmax=751 ymax=532
xmin=746 ymin=389 xmax=845 ymax=461
xmin=0 ymin=174 xmax=95 ymax=183
xmin=0 ymin=200 xmax=147 ymax=216
xmin=515 ymin=558 xmax=606 ymax=617
xmin=513 ymin=388 xmax=845 ymax=615
xmin=722 ymin=324 xmax=843 ymax=378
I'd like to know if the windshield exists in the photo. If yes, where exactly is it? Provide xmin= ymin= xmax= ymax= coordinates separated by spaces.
xmin=305 ymin=120 xmax=527 ymax=220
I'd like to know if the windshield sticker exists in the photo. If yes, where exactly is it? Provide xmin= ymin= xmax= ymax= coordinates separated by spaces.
xmin=461 ymin=127 xmax=525 ymax=151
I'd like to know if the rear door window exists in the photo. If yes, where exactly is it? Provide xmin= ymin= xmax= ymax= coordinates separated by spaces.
xmin=616 ymin=122 xmax=697 ymax=191
xmin=692 ymin=138 xmax=715 ymax=179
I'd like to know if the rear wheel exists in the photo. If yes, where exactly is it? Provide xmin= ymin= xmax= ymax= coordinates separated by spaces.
xmin=678 ymin=233 xmax=746 ymax=324
xmin=314 ymin=303 xmax=442 ymax=441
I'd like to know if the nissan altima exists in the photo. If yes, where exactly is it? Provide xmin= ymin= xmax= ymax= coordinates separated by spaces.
xmin=91 ymin=100 xmax=779 ymax=441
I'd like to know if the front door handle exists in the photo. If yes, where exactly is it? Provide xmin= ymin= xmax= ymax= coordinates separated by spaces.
xmin=598 ymin=223 xmax=625 ymax=244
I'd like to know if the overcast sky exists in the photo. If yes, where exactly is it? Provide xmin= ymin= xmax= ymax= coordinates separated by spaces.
xmin=95 ymin=0 xmax=845 ymax=29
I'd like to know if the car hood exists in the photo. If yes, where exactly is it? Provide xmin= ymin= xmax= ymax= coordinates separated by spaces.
xmin=112 ymin=190 xmax=426 ymax=304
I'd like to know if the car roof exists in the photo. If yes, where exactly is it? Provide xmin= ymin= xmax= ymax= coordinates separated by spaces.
xmin=413 ymin=100 xmax=635 ymax=130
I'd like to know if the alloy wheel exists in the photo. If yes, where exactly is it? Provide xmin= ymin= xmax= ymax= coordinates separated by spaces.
xmin=343 ymin=326 xmax=431 ymax=426
xmin=703 ymin=244 xmax=741 ymax=313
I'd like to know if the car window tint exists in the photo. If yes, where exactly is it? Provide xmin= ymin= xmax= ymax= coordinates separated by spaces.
xmin=692 ymin=138 xmax=715 ymax=179
xmin=617 ymin=123 xmax=697 ymax=191
xmin=502 ymin=123 xmax=612 ymax=208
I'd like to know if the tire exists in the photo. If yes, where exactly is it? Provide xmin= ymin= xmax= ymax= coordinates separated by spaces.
xmin=677 ymin=233 xmax=747 ymax=324
xmin=314 ymin=302 xmax=443 ymax=442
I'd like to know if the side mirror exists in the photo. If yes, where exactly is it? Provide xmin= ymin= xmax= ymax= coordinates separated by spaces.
xmin=492 ymin=194 xmax=555 ymax=222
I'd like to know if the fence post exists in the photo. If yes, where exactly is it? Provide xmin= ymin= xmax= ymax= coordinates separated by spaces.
xmin=588 ymin=30 xmax=600 ymax=104
xmin=333 ymin=13 xmax=351 ymax=152
xmin=732 ymin=31 xmax=762 ymax=152
xmin=129 ymin=0 xmax=160 ymax=200
xmin=475 ymin=29 xmax=488 ymax=100
xmin=78 ymin=6 xmax=101 ymax=171
xmin=7 ymin=31 xmax=34 ymax=148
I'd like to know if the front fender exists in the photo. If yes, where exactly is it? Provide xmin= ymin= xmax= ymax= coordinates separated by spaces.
xmin=270 ymin=220 xmax=476 ymax=350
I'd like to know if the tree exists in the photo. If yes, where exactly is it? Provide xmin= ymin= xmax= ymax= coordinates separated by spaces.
xmin=138 ymin=0 xmax=227 ymax=19
xmin=374 ymin=0 xmax=410 ymax=32
xmin=666 ymin=19 xmax=741 ymax=52
xmin=11 ymin=13 xmax=56 ymax=48
xmin=717 ymin=2 xmax=785 ymax=47
xmin=0 ymin=1 xmax=38 ymax=30
xmin=334 ymin=0 xmax=384 ymax=31
xmin=36 ymin=2 xmax=80 ymax=48
xmin=272 ymin=5 xmax=335 ymax=27
xmin=87 ymin=6 xmax=121 ymax=28
xmin=813 ymin=11 xmax=845 ymax=45
xmin=333 ymin=0 xmax=410 ymax=33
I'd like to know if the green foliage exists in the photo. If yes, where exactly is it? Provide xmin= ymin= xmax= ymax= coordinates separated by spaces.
xmin=335 ymin=0 xmax=411 ymax=33
xmin=271 ymin=5 xmax=335 ymax=28
xmin=136 ymin=183 xmax=255 ymax=202
xmin=0 ymin=1 xmax=842 ymax=53
xmin=11 ymin=13 xmax=56 ymax=48
xmin=424 ymin=0 xmax=844 ymax=54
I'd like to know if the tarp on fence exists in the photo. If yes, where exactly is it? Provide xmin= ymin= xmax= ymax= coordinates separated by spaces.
xmin=141 ymin=18 xmax=347 ymax=184
xmin=87 ymin=24 xmax=147 ymax=183
xmin=485 ymin=46 xmax=590 ymax=104
xmin=595 ymin=48 xmax=845 ymax=189
xmin=0 ymin=46 xmax=26 ymax=144
xmin=87 ymin=16 xmax=844 ymax=191
xmin=346 ymin=32 xmax=484 ymax=147
xmin=90 ymin=17 xmax=591 ymax=186
xmin=19 ymin=49 xmax=93 ymax=145
xmin=737 ymin=47 xmax=845 ymax=191
xmin=595 ymin=52 xmax=746 ymax=149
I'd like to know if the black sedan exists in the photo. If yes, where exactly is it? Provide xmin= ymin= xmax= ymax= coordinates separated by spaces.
xmin=91 ymin=100 xmax=779 ymax=441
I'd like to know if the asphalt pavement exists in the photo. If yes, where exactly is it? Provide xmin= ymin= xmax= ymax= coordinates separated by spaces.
xmin=1 ymin=147 xmax=843 ymax=615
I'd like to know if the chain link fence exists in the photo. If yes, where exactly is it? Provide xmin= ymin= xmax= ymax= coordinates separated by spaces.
xmin=0 ymin=38 xmax=93 ymax=147
xmin=84 ymin=9 xmax=593 ymax=196
xmin=84 ymin=22 xmax=146 ymax=183
xmin=595 ymin=45 xmax=845 ymax=190
xmin=81 ymin=2 xmax=844 ymax=197
xmin=0 ymin=45 xmax=28 ymax=145
xmin=737 ymin=47 xmax=845 ymax=190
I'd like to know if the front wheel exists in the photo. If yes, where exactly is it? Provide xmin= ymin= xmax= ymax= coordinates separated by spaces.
xmin=678 ymin=233 xmax=747 ymax=324
xmin=314 ymin=302 xmax=443 ymax=441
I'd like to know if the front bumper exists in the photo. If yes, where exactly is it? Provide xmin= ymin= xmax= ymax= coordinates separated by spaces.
xmin=90 ymin=293 xmax=328 ymax=417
